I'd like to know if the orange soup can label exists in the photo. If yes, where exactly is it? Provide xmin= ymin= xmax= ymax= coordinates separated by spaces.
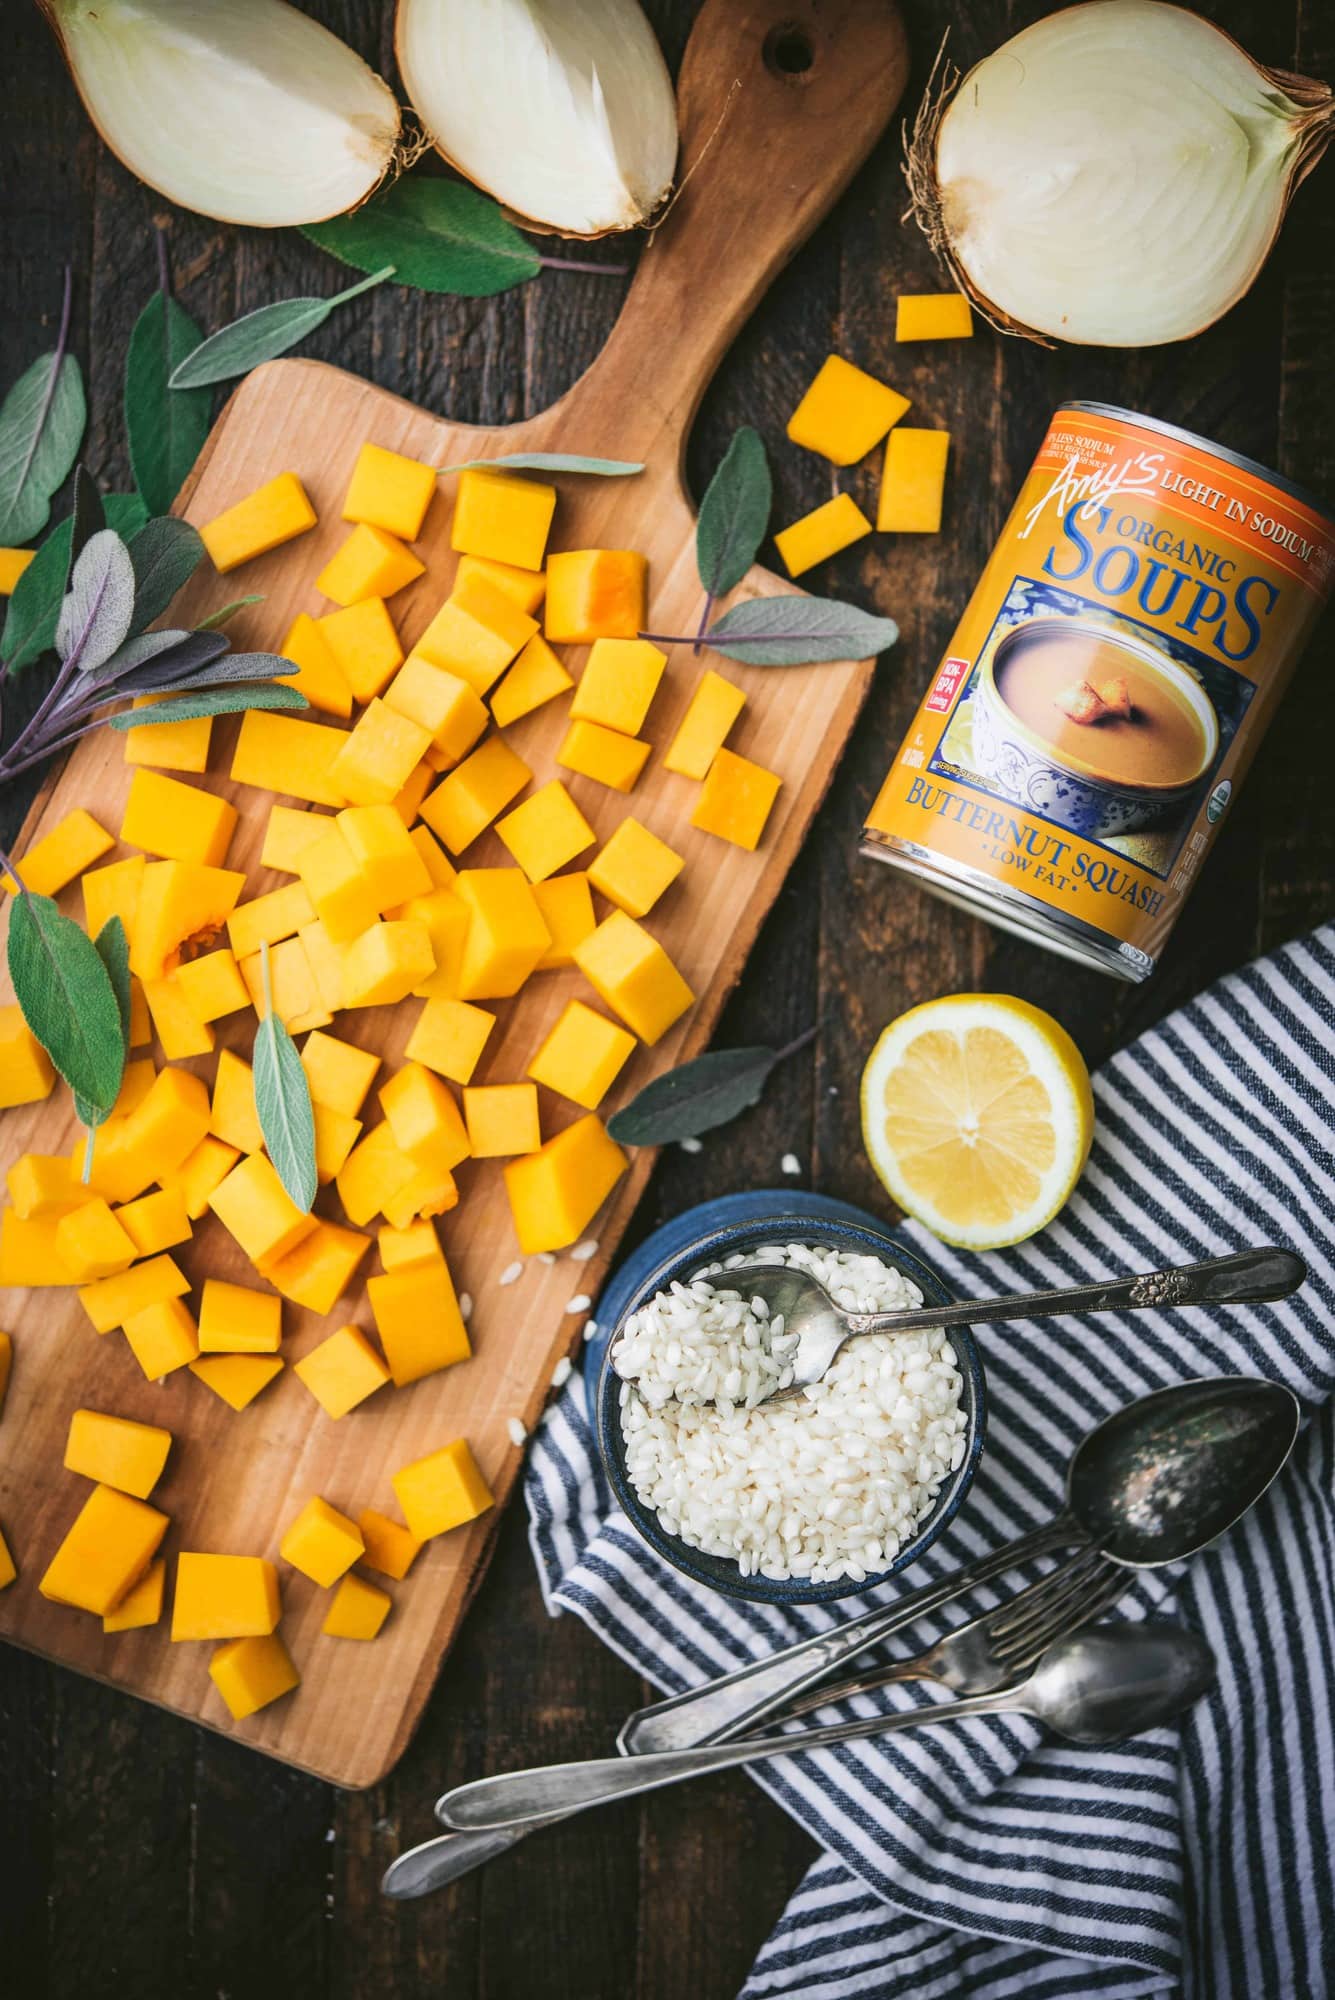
xmin=862 ymin=402 xmax=1335 ymax=981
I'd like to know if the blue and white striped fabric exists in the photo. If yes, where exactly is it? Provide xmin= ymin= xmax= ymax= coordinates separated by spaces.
xmin=525 ymin=923 xmax=1335 ymax=2000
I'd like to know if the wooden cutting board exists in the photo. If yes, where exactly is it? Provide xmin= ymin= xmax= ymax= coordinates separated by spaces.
xmin=0 ymin=0 xmax=908 ymax=1788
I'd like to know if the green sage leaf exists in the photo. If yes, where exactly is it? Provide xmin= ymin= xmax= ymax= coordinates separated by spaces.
xmin=168 ymin=269 xmax=394 ymax=390
xmin=438 ymin=453 xmax=644 ymax=478
xmin=7 ymin=892 xmax=125 ymax=1115
xmin=73 ymin=917 xmax=132 ymax=1133
xmin=696 ymin=427 xmax=772 ymax=602
xmin=126 ymin=516 xmax=206 ymax=636
xmin=0 ymin=494 xmax=147 ymax=674
xmin=704 ymin=595 xmax=899 ymax=666
xmin=304 ymin=179 xmax=540 ymax=298
xmin=56 ymin=528 xmax=136 ymax=672
xmin=0 ymin=346 xmax=87 ymax=546
xmin=90 ymin=628 xmax=203 ymax=682
xmin=608 ymin=1046 xmax=784 ymax=1146
xmin=117 ymin=646 xmax=295 ymax=696
xmin=107 ymin=682 xmax=308 ymax=729
xmin=197 ymin=595 xmax=263 ymax=631
xmin=125 ymin=289 xmax=212 ymax=517
xmin=253 ymin=942 xmax=317 ymax=1213
xmin=65 ymin=464 xmax=105 ymax=588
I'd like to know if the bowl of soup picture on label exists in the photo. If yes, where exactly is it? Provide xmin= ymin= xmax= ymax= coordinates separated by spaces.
xmin=971 ymin=617 xmax=1219 ymax=842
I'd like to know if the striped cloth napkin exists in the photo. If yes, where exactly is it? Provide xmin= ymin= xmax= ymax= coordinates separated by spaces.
xmin=525 ymin=923 xmax=1335 ymax=2000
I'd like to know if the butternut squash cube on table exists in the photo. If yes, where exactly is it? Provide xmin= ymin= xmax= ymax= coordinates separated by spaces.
xmin=421 ymin=736 xmax=532 ymax=855
xmin=198 ymin=1278 xmax=281 ymax=1354
xmin=120 ymin=769 xmax=237 ymax=867
xmin=319 ymin=596 xmax=406 ymax=703
xmin=64 ymin=1409 xmax=171 ymax=1498
xmin=490 ymin=634 xmax=572 ymax=728
xmin=384 ymin=655 xmax=489 ymax=766
xmin=496 ymin=780 xmax=595 ymax=884
xmin=227 ymin=882 xmax=316 ymax=961
xmin=556 ymin=718 xmax=650 ymax=794
xmin=297 ymin=827 xmax=381 ymax=943
xmin=174 ymin=947 xmax=251 ymax=1024
xmin=394 ymin=887 xmax=467 ymax=1002
xmin=463 ymin=1083 xmax=541 ymax=1158
xmin=339 ymin=919 xmax=435 ymax=1009
xmin=317 ymin=523 xmax=424 ymax=607
xmin=323 ymin=1571 xmax=391 ymax=1639
xmin=79 ymin=1253 xmax=190 ymax=1334
xmin=503 ymin=1113 xmax=629 ymax=1254
xmin=663 ymin=669 xmax=746 ymax=780
xmin=210 ymin=1153 xmax=316 ymax=1265
xmin=589 ymin=818 xmax=683 ymax=917
xmin=534 ymin=873 xmax=596 ymax=969
xmin=379 ymin=1062 xmax=471 ymax=1173
xmin=414 ymin=574 xmax=538 ymax=698
xmin=573 ymin=911 xmax=694 ymax=1045
xmin=691 ymin=746 xmax=782 ymax=852
xmin=381 ymin=1162 xmax=459 ymax=1231
xmin=56 ymin=1200 xmax=137 ymax=1283
xmin=209 ymin=1049 xmax=262 ymax=1154
xmin=378 ymin=1218 xmax=443 ymax=1270
xmin=115 ymin=1187 xmax=191 ymax=1258
xmin=112 ymin=1055 xmax=156 ymax=1118
xmin=165 ymin=1135 xmax=240 ymax=1220
xmin=570 ymin=637 xmax=667 ymax=737
xmin=338 ymin=805 xmax=432 ymax=908
xmin=143 ymin=974 xmax=216 ymax=1059
xmin=123 ymin=1296 xmax=199 ymax=1380
xmin=7 ymin=1152 xmax=80 ymax=1218
xmin=454 ymin=868 xmax=551 ymax=1000
xmin=231 ymin=709 xmax=349 ymax=809
xmin=786 ymin=352 xmax=910 ymax=465
xmin=331 ymin=699 xmax=432 ymax=808
xmin=189 ymin=1354 xmax=284 ymax=1411
xmin=896 ymin=292 xmax=972 ymax=342
xmin=129 ymin=861 xmax=247 ymax=981
xmin=294 ymin=914 xmax=347 ymax=1007
xmin=259 ymin=1221 xmax=370 ymax=1315
xmin=40 ymin=1484 xmax=169 ymax=1617
xmin=358 ymin=1507 xmax=422 ymax=1579
xmin=0 ymin=547 xmax=35 ymax=594
xmin=301 ymin=1029 xmax=379 ymax=1117
xmin=239 ymin=937 xmax=331 ymax=1034
xmin=774 ymin=492 xmax=872 ymax=577
xmin=527 ymin=999 xmax=636 ymax=1111
xmin=312 ymin=1101 xmax=362 ymax=1183
xmin=103 ymin=1066 xmax=212 ymax=1202
xmin=277 ymin=612 xmax=353 ymax=720
xmin=455 ymin=552 xmax=546 ymax=615
xmin=199 ymin=471 xmax=316 ymax=572
xmin=102 ymin=1557 xmax=165 ymax=1632
xmin=261 ymin=805 xmax=332 ymax=876
xmin=1 ymin=807 xmax=113 ymax=898
xmin=173 ymin=1552 xmax=281 ymax=1640
xmin=0 ymin=1007 xmax=54 ymax=1108
xmin=210 ymin=1632 xmax=300 ymax=1720
xmin=336 ymin=1121 xmax=416 ymax=1228
xmin=406 ymin=997 xmax=494 ymax=1085
xmin=450 ymin=466 xmax=555 ymax=572
xmin=344 ymin=441 xmax=437 ymax=542
xmin=545 ymin=550 xmax=647 ymax=644
xmin=368 ymin=1260 xmax=470 ymax=1386
xmin=392 ymin=1438 xmax=493 ymax=1540
xmin=294 ymin=1323 xmax=390 ymax=1418
xmin=281 ymin=1496 xmax=364 ymax=1587
xmin=877 ymin=426 xmax=951 ymax=534
xmin=123 ymin=692 xmax=213 ymax=774
xmin=83 ymin=853 xmax=146 ymax=939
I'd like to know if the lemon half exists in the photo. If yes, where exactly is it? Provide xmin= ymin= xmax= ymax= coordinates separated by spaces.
xmin=860 ymin=994 xmax=1094 ymax=1250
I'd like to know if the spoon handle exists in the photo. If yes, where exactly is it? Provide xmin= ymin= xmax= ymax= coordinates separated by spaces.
xmin=848 ymin=1247 xmax=1306 ymax=1338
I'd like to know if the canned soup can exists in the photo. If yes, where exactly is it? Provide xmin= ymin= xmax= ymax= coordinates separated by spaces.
xmin=862 ymin=402 xmax=1335 ymax=981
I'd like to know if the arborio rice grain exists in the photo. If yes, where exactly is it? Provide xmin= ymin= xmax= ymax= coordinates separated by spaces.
xmin=613 ymin=1242 xmax=969 ymax=1584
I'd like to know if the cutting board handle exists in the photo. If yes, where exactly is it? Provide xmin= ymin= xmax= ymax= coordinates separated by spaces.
xmin=544 ymin=0 xmax=909 ymax=465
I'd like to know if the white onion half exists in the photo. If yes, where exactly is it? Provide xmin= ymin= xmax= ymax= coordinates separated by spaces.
xmin=42 ymin=0 xmax=401 ymax=228
xmin=397 ymin=0 xmax=678 ymax=237
xmin=908 ymin=0 xmax=1333 ymax=347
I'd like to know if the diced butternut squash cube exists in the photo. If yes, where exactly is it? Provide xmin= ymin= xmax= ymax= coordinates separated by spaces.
xmin=312 ymin=1101 xmax=362 ymax=1183
xmin=198 ymin=1278 xmax=281 ymax=1354
xmin=405 ymin=997 xmax=494 ymax=1085
xmin=0 ymin=1007 xmax=55 ymax=1108
xmin=490 ymin=633 xmax=572 ymax=728
xmin=298 ymin=827 xmax=381 ymax=943
xmin=278 ymin=612 xmax=353 ymax=719
xmin=79 ymin=1255 xmax=190 ymax=1335
xmin=895 ymin=293 xmax=972 ymax=341
xmin=380 ymin=1162 xmax=458 ymax=1231
xmin=281 ymin=1494 xmax=364 ymax=1586
xmin=335 ymin=1121 xmax=416 ymax=1227
xmin=877 ymin=426 xmax=950 ymax=533
xmin=454 ymin=552 xmax=546 ymax=614
xmin=322 ymin=1571 xmax=391 ymax=1639
xmin=397 ymin=887 xmax=467 ymax=1001
xmin=174 ymin=948 xmax=251 ymax=1023
xmin=379 ymin=1062 xmax=470 ymax=1173
xmin=378 ymin=1218 xmax=443 ymax=1270
xmin=112 ymin=1055 xmax=156 ymax=1117
xmin=545 ymin=550 xmax=647 ymax=643
xmin=83 ymin=853 xmax=146 ymax=939
xmin=294 ymin=1322 xmax=390 ymax=1419
xmin=317 ymin=523 xmax=424 ymax=606
xmin=774 ymin=492 xmax=872 ymax=577
xmin=40 ymin=1484 xmax=169 ymax=1616
xmin=210 ymin=1153 xmax=316 ymax=1264
xmin=533 ymin=872 xmax=596 ymax=969
xmin=337 ymin=805 xmax=432 ymax=908
xmin=390 ymin=757 xmax=434 ymax=826
xmin=340 ymin=919 xmax=435 ymax=1008
xmin=331 ymin=699 xmax=432 ymax=807
xmin=261 ymin=806 xmax=332 ymax=875
xmin=164 ymin=1136 xmax=240 ymax=1221
xmin=495 ymin=780 xmax=595 ymax=885
xmin=662 ymin=669 xmax=746 ymax=779
xmin=319 ymin=595 xmax=405 ymax=703
xmin=143 ymin=973 xmax=217 ymax=1059
xmin=392 ymin=1438 xmax=493 ymax=1539
xmin=189 ymin=1354 xmax=284 ymax=1411
xmin=407 ymin=824 xmax=457 ymax=890
xmin=786 ymin=353 xmax=910 ymax=464
xmin=7 ymin=1152 xmax=81 ymax=1218
xmin=527 ymin=999 xmax=635 ymax=1110
xmin=691 ymin=745 xmax=782 ymax=851
xmin=200 ymin=472 xmax=315 ymax=572
xmin=451 ymin=467 xmax=555 ymax=571
xmin=128 ymin=977 xmax=151 ymax=1048
xmin=344 ymin=441 xmax=437 ymax=542
xmin=357 ymin=1508 xmax=422 ymax=1579
xmin=0 ymin=548 xmax=35 ymax=593
xmin=571 ymin=637 xmax=666 ymax=737
xmin=114 ymin=1187 xmax=191 ymax=1258
xmin=503 ymin=1113 xmax=629 ymax=1254
xmin=56 ymin=1199 xmax=137 ymax=1282
xmin=123 ymin=1296 xmax=199 ymax=1379
xmin=0 ymin=1523 xmax=13 ymax=1590
xmin=64 ymin=1409 xmax=171 ymax=1498
xmin=3 ymin=808 xmax=113 ymax=898
xmin=369 ymin=1261 xmax=471 ymax=1386
xmin=209 ymin=1632 xmax=299 ymax=1719
xmin=384 ymin=655 xmax=489 ymax=762
xmin=102 ymin=1557 xmax=165 ymax=1632
xmin=413 ymin=575 xmax=537 ymax=697
xmin=231 ymin=710 xmax=349 ymax=808
xmin=227 ymin=882 xmax=315 ymax=961
xmin=301 ymin=1030 xmax=379 ymax=1117
xmin=122 ymin=1065 xmax=211 ymax=1184
xmin=454 ymin=868 xmax=551 ymax=1000
xmin=123 ymin=692 xmax=213 ymax=773
xmin=259 ymin=1220 xmax=370 ymax=1315
xmin=238 ymin=938 xmax=331 ymax=1035
xmin=0 ymin=1213 xmax=73 ymax=1288
xmin=173 ymin=1552 xmax=280 ymax=1640
xmin=588 ymin=817 xmax=683 ymax=916
xmin=129 ymin=860 xmax=247 ymax=981
xmin=120 ymin=769 xmax=237 ymax=866
xmin=463 ymin=1082 xmax=540 ymax=1158
xmin=556 ymin=718 xmax=650 ymax=793
xmin=573 ymin=910 xmax=694 ymax=1044
xmin=421 ymin=736 xmax=532 ymax=855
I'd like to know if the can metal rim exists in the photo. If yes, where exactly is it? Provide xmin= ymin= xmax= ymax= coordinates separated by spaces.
xmin=1059 ymin=401 xmax=1335 ymax=531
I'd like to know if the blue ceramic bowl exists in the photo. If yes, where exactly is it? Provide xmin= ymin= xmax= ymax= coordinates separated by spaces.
xmin=589 ymin=1191 xmax=986 ymax=1605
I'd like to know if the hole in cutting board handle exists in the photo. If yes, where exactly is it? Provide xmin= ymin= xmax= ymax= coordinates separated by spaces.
xmin=764 ymin=23 xmax=816 ymax=78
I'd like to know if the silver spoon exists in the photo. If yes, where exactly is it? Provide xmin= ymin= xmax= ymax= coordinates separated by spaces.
xmin=727 ymin=1246 xmax=1305 ymax=1404
xmin=436 ymin=1623 xmax=1217 ymax=1833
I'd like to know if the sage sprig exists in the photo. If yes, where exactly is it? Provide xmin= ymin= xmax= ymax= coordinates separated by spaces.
xmin=253 ymin=942 xmax=317 ymax=1213
xmin=6 ymin=890 xmax=125 ymax=1121
xmin=607 ymin=1027 xmax=818 ymax=1146
xmin=168 ymin=267 xmax=395 ymax=390
xmin=0 ymin=493 xmax=147 ymax=675
xmin=0 ymin=268 xmax=87 ymax=546
xmin=125 ymin=234 xmax=211 ymax=517
xmin=693 ymin=426 xmax=771 ymax=647
xmin=438 ymin=453 xmax=644 ymax=478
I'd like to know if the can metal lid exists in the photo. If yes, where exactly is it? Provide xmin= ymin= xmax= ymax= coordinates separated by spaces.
xmin=1057 ymin=401 xmax=1335 ymax=531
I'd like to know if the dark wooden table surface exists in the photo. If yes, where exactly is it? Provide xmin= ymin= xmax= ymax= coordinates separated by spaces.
xmin=2 ymin=2 xmax=1332 ymax=1995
